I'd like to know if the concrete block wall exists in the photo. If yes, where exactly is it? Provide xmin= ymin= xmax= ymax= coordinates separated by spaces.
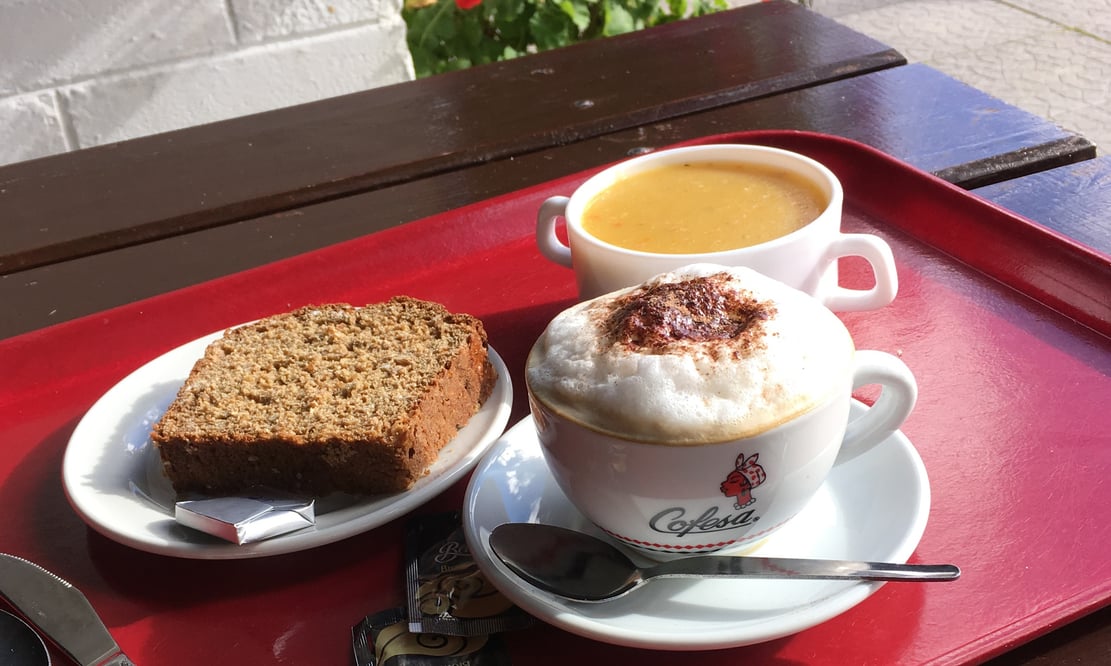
xmin=0 ymin=0 xmax=415 ymax=167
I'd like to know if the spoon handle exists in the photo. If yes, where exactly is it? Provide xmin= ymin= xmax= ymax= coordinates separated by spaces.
xmin=647 ymin=555 xmax=960 ymax=582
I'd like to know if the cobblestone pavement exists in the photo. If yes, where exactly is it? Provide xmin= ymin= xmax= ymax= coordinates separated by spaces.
xmin=810 ymin=0 xmax=1111 ymax=152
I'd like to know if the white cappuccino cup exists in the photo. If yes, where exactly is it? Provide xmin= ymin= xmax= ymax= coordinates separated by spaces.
xmin=537 ymin=144 xmax=898 ymax=311
xmin=525 ymin=264 xmax=917 ymax=558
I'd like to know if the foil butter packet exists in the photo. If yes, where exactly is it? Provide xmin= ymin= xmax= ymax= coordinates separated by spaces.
xmin=353 ymin=609 xmax=508 ymax=666
xmin=175 ymin=495 xmax=315 ymax=544
xmin=353 ymin=607 xmax=511 ymax=666
xmin=405 ymin=512 xmax=534 ymax=636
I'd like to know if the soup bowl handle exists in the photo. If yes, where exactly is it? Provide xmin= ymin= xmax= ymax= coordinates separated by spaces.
xmin=537 ymin=196 xmax=574 ymax=268
xmin=818 ymin=233 xmax=899 ymax=312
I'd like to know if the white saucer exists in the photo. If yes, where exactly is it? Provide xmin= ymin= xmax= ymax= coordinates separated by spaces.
xmin=463 ymin=404 xmax=930 ymax=651
xmin=62 ymin=327 xmax=513 ymax=560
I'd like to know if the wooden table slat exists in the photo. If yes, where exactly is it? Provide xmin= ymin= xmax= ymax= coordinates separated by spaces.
xmin=972 ymin=155 xmax=1111 ymax=256
xmin=932 ymin=135 xmax=1097 ymax=189
xmin=0 ymin=63 xmax=1094 ymax=340
xmin=0 ymin=1 xmax=904 ymax=275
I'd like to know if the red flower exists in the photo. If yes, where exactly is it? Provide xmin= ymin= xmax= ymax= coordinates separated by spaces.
xmin=454 ymin=0 xmax=481 ymax=8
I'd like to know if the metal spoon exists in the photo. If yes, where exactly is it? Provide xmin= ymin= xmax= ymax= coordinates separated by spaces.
xmin=489 ymin=523 xmax=960 ymax=602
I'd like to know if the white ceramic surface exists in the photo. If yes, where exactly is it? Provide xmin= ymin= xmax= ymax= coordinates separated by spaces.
xmin=462 ymin=408 xmax=931 ymax=651
xmin=529 ymin=347 xmax=916 ymax=557
xmin=536 ymin=144 xmax=898 ymax=310
xmin=62 ymin=329 xmax=513 ymax=559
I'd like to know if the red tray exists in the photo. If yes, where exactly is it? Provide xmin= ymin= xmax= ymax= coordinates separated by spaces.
xmin=2 ymin=131 xmax=1109 ymax=665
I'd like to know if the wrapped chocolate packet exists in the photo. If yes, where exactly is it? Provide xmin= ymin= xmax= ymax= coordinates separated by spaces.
xmin=353 ymin=607 xmax=511 ymax=666
xmin=175 ymin=494 xmax=315 ymax=544
xmin=405 ymin=512 xmax=534 ymax=636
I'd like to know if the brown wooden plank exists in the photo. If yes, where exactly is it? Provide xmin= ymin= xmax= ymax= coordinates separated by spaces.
xmin=972 ymin=156 xmax=1111 ymax=255
xmin=0 ymin=64 xmax=1095 ymax=341
xmin=0 ymin=1 xmax=903 ymax=275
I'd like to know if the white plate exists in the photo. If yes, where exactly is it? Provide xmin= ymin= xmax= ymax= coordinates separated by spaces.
xmin=463 ymin=404 xmax=931 ymax=651
xmin=62 ymin=329 xmax=513 ymax=560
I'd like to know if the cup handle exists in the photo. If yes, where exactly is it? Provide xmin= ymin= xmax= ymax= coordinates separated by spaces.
xmin=537 ymin=196 xmax=573 ymax=268
xmin=837 ymin=350 xmax=918 ymax=464
xmin=818 ymin=234 xmax=899 ymax=312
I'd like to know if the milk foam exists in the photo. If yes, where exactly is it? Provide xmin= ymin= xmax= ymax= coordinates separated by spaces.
xmin=526 ymin=264 xmax=855 ymax=443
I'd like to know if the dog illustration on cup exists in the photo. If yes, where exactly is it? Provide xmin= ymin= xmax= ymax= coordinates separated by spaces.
xmin=720 ymin=453 xmax=767 ymax=509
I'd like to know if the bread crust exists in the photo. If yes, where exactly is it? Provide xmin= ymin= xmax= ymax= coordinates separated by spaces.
xmin=151 ymin=298 xmax=496 ymax=496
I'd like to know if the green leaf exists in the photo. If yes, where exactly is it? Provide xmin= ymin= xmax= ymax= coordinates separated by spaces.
xmin=558 ymin=0 xmax=591 ymax=33
xmin=401 ymin=0 xmax=729 ymax=77
xmin=529 ymin=3 xmax=575 ymax=50
xmin=602 ymin=0 xmax=635 ymax=36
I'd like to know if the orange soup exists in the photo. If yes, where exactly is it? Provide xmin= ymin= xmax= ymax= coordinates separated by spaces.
xmin=581 ymin=161 xmax=827 ymax=253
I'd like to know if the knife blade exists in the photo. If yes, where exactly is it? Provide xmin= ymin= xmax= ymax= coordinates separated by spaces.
xmin=0 ymin=553 xmax=136 ymax=666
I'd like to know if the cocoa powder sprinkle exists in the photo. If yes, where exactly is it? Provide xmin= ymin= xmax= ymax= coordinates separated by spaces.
xmin=603 ymin=273 xmax=775 ymax=356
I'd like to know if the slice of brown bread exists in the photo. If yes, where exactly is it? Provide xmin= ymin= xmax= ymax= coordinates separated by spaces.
xmin=151 ymin=297 xmax=497 ymax=496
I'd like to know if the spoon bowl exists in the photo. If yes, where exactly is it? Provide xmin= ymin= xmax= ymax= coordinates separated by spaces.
xmin=489 ymin=523 xmax=959 ymax=602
